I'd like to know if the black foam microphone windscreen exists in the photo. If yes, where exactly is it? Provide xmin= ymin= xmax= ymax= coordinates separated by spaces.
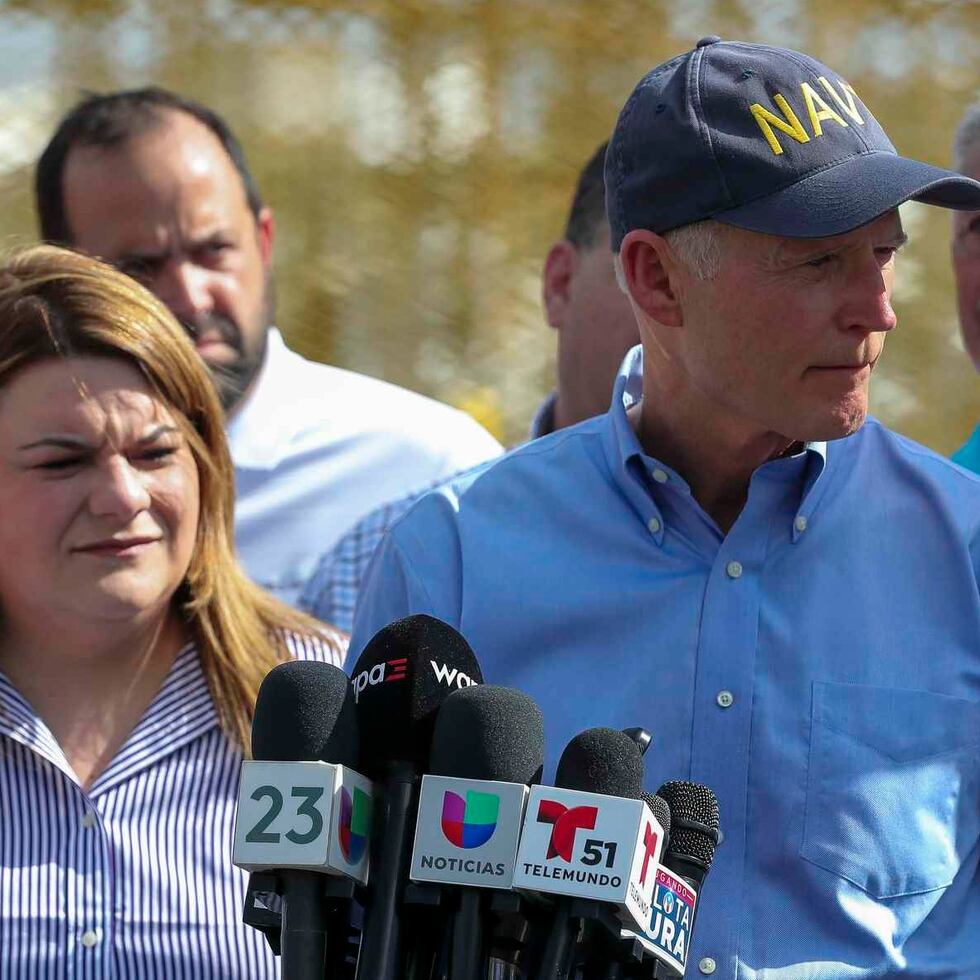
xmin=554 ymin=726 xmax=645 ymax=798
xmin=429 ymin=684 xmax=544 ymax=785
xmin=251 ymin=659 xmax=358 ymax=766
xmin=350 ymin=614 xmax=484 ymax=778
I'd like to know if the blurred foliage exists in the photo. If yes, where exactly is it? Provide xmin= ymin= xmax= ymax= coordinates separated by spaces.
xmin=0 ymin=0 xmax=977 ymax=448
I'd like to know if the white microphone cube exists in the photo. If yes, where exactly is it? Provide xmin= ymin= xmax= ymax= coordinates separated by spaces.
xmin=232 ymin=761 xmax=374 ymax=884
xmin=513 ymin=785 xmax=666 ymax=932
xmin=410 ymin=774 xmax=529 ymax=889
xmin=645 ymin=863 xmax=699 ymax=975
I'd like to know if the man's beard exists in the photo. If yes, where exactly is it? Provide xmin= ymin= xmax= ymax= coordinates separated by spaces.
xmin=180 ymin=279 xmax=274 ymax=415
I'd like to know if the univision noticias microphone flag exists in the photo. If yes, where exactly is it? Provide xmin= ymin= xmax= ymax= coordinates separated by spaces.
xmin=410 ymin=774 xmax=529 ymax=887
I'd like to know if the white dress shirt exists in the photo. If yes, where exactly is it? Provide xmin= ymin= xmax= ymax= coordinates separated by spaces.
xmin=227 ymin=329 xmax=502 ymax=607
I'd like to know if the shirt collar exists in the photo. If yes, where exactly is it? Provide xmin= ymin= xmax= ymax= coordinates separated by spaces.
xmin=225 ymin=327 xmax=295 ymax=470
xmin=600 ymin=345 xmax=832 ymax=540
xmin=0 ymin=643 xmax=220 ymax=795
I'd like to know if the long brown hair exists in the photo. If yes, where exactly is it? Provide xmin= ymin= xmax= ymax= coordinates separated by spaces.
xmin=0 ymin=244 xmax=344 ymax=751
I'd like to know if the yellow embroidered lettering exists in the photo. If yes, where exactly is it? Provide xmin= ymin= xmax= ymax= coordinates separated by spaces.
xmin=749 ymin=93 xmax=811 ymax=155
xmin=800 ymin=81 xmax=848 ymax=136
xmin=817 ymin=77 xmax=864 ymax=125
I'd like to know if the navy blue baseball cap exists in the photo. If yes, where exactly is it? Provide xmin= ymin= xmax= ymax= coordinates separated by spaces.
xmin=605 ymin=37 xmax=980 ymax=246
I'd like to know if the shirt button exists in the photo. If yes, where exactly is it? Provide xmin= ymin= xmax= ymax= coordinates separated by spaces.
xmin=647 ymin=516 xmax=662 ymax=534
xmin=80 ymin=929 xmax=100 ymax=948
xmin=794 ymin=515 xmax=808 ymax=532
xmin=716 ymin=690 xmax=734 ymax=708
xmin=726 ymin=560 xmax=743 ymax=579
xmin=651 ymin=468 xmax=669 ymax=484
xmin=699 ymin=957 xmax=717 ymax=975
xmin=81 ymin=811 xmax=96 ymax=829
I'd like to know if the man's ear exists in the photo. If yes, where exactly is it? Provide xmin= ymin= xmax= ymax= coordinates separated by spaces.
xmin=619 ymin=229 xmax=683 ymax=328
xmin=256 ymin=206 xmax=276 ymax=268
xmin=542 ymin=240 xmax=579 ymax=331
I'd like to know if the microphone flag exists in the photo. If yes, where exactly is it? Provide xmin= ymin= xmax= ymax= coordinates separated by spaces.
xmin=513 ymin=785 xmax=665 ymax=932
xmin=232 ymin=760 xmax=374 ymax=884
xmin=410 ymin=774 xmax=529 ymax=888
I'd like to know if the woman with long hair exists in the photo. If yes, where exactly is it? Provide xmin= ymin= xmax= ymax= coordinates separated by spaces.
xmin=0 ymin=244 xmax=345 ymax=977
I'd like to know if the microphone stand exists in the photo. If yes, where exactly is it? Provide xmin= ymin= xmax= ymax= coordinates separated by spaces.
xmin=242 ymin=870 xmax=358 ymax=979
xmin=356 ymin=762 xmax=419 ymax=980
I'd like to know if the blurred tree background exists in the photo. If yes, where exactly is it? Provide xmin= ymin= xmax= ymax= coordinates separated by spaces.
xmin=0 ymin=0 xmax=977 ymax=447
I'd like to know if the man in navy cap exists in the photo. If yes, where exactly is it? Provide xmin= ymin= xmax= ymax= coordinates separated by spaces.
xmin=351 ymin=39 xmax=980 ymax=977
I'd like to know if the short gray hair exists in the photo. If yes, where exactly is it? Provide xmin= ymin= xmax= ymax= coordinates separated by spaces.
xmin=953 ymin=101 xmax=980 ymax=173
xmin=663 ymin=220 xmax=724 ymax=281
xmin=612 ymin=219 xmax=724 ymax=295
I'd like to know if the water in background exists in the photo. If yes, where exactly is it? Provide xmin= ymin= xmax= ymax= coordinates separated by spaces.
xmin=0 ymin=0 xmax=977 ymax=449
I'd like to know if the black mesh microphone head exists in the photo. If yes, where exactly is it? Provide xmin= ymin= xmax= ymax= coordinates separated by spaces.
xmin=554 ymin=727 xmax=645 ymax=798
xmin=251 ymin=660 xmax=359 ymax=767
xmin=642 ymin=792 xmax=672 ymax=844
xmin=656 ymin=780 xmax=721 ymax=873
xmin=429 ymin=685 xmax=544 ymax=785
xmin=349 ymin=614 xmax=484 ymax=778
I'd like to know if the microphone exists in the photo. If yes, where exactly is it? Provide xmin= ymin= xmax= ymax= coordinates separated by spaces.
xmin=643 ymin=781 xmax=720 ymax=978
xmin=409 ymin=684 xmax=544 ymax=980
xmin=642 ymin=793 xmax=672 ymax=848
xmin=232 ymin=660 xmax=373 ymax=980
xmin=513 ymin=727 xmax=665 ymax=980
xmin=350 ymin=614 xmax=484 ymax=980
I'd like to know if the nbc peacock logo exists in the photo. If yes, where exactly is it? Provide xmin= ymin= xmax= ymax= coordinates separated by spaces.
xmin=338 ymin=786 xmax=371 ymax=864
xmin=441 ymin=790 xmax=500 ymax=849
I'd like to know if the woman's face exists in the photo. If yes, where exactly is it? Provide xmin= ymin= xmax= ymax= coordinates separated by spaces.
xmin=0 ymin=356 xmax=200 ymax=630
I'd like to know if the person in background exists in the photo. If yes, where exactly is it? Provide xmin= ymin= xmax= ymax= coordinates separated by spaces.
xmin=35 ymin=88 xmax=502 ymax=608
xmin=301 ymin=141 xmax=639 ymax=631
xmin=950 ymin=101 xmax=980 ymax=470
xmin=0 ymin=245 xmax=342 ymax=977
xmin=350 ymin=38 xmax=980 ymax=978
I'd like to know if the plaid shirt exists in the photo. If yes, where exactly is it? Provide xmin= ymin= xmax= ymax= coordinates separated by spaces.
xmin=300 ymin=393 xmax=557 ymax=632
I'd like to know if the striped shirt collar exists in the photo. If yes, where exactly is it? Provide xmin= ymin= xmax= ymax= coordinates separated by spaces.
xmin=0 ymin=643 xmax=219 ymax=797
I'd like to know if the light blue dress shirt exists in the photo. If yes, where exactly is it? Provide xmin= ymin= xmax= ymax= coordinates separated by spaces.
xmin=351 ymin=346 xmax=980 ymax=979
xmin=300 ymin=390 xmax=558 ymax=632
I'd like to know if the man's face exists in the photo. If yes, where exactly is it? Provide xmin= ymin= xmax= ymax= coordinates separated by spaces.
xmin=668 ymin=211 xmax=905 ymax=444
xmin=952 ymin=148 xmax=980 ymax=370
xmin=61 ymin=110 xmax=274 ymax=413
xmin=544 ymin=223 xmax=639 ymax=426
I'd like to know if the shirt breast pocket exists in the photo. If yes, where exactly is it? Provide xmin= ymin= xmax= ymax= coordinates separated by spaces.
xmin=800 ymin=681 xmax=980 ymax=899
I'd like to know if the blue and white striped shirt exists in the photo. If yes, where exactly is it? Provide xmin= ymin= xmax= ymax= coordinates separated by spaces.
xmin=0 ymin=635 xmax=342 ymax=979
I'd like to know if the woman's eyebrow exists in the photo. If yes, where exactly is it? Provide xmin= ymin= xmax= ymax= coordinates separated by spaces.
xmin=18 ymin=424 xmax=178 ymax=452
xmin=17 ymin=435 xmax=91 ymax=452
xmin=136 ymin=424 xmax=180 ymax=445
